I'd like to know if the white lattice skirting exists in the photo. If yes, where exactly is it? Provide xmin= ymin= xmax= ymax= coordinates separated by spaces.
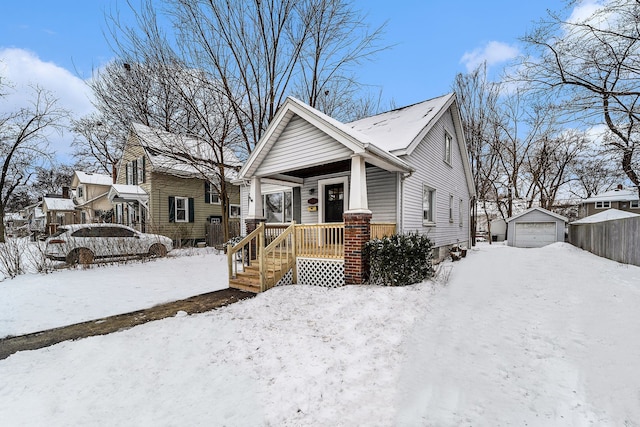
xmin=275 ymin=268 xmax=293 ymax=287
xmin=296 ymin=257 xmax=345 ymax=288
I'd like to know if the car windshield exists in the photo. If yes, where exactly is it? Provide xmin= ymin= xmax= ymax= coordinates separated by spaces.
xmin=50 ymin=228 xmax=68 ymax=238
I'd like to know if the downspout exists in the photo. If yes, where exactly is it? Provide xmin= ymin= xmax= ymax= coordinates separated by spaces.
xmin=399 ymin=170 xmax=413 ymax=233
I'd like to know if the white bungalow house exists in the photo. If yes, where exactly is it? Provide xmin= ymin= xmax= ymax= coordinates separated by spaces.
xmin=230 ymin=93 xmax=475 ymax=292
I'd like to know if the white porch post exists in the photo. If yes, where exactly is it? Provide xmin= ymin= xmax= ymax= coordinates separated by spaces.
xmin=247 ymin=176 xmax=264 ymax=219
xmin=346 ymin=155 xmax=371 ymax=214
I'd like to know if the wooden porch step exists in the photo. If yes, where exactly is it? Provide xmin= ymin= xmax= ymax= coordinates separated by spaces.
xmin=229 ymin=277 xmax=261 ymax=293
xmin=229 ymin=257 xmax=292 ymax=293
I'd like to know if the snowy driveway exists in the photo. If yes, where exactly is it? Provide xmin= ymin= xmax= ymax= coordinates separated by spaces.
xmin=396 ymin=243 xmax=640 ymax=425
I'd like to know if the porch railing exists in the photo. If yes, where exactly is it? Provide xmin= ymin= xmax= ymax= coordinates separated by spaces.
xmin=295 ymin=223 xmax=344 ymax=259
xmin=370 ymin=222 xmax=396 ymax=239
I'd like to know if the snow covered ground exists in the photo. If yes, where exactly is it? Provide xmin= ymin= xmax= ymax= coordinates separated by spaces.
xmin=0 ymin=247 xmax=229 ymax=338
xmin=1 ymin=242 xmax=639 ymax=425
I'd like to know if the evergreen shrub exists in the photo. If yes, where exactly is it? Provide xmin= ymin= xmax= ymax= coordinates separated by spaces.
xmin=365 ymin=232 xmax=434 ymax=286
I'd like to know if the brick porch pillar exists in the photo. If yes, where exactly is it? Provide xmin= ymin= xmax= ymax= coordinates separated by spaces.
xmin=343 ymin=212 xmax=372 ymax=285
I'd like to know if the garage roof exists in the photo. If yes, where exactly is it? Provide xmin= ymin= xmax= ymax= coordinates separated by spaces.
xmin=506 ymin=207 xmax=567 ymax=223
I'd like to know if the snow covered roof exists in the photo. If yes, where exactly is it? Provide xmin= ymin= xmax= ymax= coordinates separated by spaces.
xmin=347 ymin=93 xmax=453 ymax=154
xmin=73 ymin=171 xmax=113 ymax=187
xmin=571 ymin=209 xmax=640 ymax=224
xmin=584 ymin=188 xmax=639 ymax=203
xmin=42 ymin=197 xmax=76 ymax=212
xmin=238 ymin=94 xmax=475 ymax=198
xmin=130 ymin=123 xmax=242 ymax=180
xmin=108 ymin=184 xmax=149 ymax=204
xmin=506 ymin=207 xmax=568 ymax=223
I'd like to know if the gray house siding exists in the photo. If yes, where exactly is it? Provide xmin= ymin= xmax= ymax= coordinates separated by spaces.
xmin=256 ymin=115 xmax=352 ymax=177
xmin=400 ymin=108 xmax=471 ymax=256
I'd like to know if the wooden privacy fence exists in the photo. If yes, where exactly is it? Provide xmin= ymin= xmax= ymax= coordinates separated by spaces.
xmin=206 ymin=221 xmax=241 ymax=247
xmin=569 ymin=216 xmax=640 ymax=267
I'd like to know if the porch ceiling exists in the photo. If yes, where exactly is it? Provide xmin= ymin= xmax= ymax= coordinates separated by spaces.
xmin=281 ymin=160 xmax=350 ymax=179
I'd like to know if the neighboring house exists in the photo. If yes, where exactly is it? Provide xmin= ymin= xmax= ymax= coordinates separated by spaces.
xmin=42 ymin=195 xmax=76 ymax=235
xmin=4 ymin=212 xmax=28 ymax=238
xmin=110 ymin=123 xmax=242 ymax=243
xmin=506 ymin=207 xmax=567 ymax=248
xmin=234 ymin=93 xmax=475 ymax=290
xmin=581 ymin=186 xmax=640 ymax=217
xmin=71 ymin=171 xmax=114 ymax=223
xmin=21 ymin=201 xmax=45 ymax=237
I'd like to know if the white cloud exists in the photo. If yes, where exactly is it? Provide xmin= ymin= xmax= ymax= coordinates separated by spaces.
xmin=460 ymin=41 xmax=520 ymax=73
xmin=0 ymin=48 xmax=96 ymax=160
xmin=0 ymin=47 xmax=94 ymax=116
xmin=568 ymin=0 xmax=604 ymax=23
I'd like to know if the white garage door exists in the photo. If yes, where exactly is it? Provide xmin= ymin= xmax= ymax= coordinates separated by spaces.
xmin=514 ymin=222 xmax=556 ymax=248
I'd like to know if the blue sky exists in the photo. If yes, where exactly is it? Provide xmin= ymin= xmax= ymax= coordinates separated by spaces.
xmin=0 ymin=0 xmax=580 ymax=157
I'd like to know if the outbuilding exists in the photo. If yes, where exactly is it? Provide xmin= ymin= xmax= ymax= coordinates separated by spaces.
xmin=506 ymin=207 xmax=567 ymax=248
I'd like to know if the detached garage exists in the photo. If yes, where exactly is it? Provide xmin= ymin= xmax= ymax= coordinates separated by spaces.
xmin=506 ymin=207 xmax=567 ymax=248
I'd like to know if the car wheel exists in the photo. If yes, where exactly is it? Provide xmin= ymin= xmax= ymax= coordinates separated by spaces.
xmin=148 ymin=243 xmax=167 ymax=258
xmin=66 ymin=248 xmax=94 ymax=265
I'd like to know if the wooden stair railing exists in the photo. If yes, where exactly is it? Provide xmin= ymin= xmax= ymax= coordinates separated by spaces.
xmin=227 ymin=222 xmax=265 ymax=292
xmin=260 ymin=222 xmax=296 ymax=292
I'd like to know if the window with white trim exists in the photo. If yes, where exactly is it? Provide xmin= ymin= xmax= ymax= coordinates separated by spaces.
xmin=631 ymin=200 xmax=639 ymax=209
xmin=444 ymin=132 xmax=452 ymax=164
xmin=230 ymin=204 xmax=241 ymax=218
xmin=263 ymin=191 xmax=292 ymax=223
xmin=205 ymin=182 xmax=220 ymax=204
xmin=595 ymin=201 xmax=611 ymax=209
xmin=77 ymin=185 xmax=84 ymax=199
xmin=175 ymin=197 xmax=189 ymax=222
xmin=423 ymin=185 xmax=436 ymax=225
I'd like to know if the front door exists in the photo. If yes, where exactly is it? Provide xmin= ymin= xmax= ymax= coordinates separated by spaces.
xmin=324 ymin=183 xmax=344 ymax=223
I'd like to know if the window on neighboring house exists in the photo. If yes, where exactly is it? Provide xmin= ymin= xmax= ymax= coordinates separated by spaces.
xmin=126 ymin=162 xmax=134 ymax=185
xmin=230 ymin=204 xmax=241 ymax=218
xmin=204 ymin=182 xmax=220 ymax=204
xmin=263 ymin=191 xmax=292 ymax=223
xmin=449 ymin=194 xmax=454 ymax=222
xmin=81 ymin=211 xmax=87 ymax=224
xmin=631 ymin=200 xmax=639 ymax=209
xmin=423 ymin=184 xmax=436 ymax=225
xmin=125 ymin=157 xmax=145 ymax=185
xmin=77 ymin=185 xmax=84 ymax=199
xmin=595 ymin=201 xmax=611 ymax=209
xmin=459 ymin=198 xmax=464 ymax=227
xmin=136 ymin=156 xmax=145 ymax=184
xmin=169 ymin=196 xmax=194 ymax=223
xmin=444 ymin=132 xmax=452 ymax=164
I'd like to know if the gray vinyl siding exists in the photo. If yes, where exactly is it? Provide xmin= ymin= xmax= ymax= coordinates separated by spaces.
xmin=400 ymin=108 xmax=471 ymax=251
xmin=256 ymin=115 xmax=352 ymax=176
xmin=366 ymin=167 xmax=397 ymax=223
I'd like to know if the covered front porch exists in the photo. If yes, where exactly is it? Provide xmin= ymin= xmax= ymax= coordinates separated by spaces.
xmin=231 ymin=97 xmax=413 ymax=292
xmin=108 ymin=184 xmax=150 ymax=232
xmin=227 ymin=221 xmax=396 ymax=293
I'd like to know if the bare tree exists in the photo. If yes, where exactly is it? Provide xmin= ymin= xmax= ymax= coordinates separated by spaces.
xmin=453 ymin=63 xmax=501 ymax=244
xmin=525 ymin=130 xmax=587 ymax=209
xmin=519 ymin=0 xmax=640 ymax=194
xmin=0 ymin=84 xmax=66 ymax=242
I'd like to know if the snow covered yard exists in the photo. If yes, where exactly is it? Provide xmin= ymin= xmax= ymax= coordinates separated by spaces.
xmin=0 ymin=247 xmax=229 ymax=338
xmin=1 ymin=242 xmax=640 ymax=425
